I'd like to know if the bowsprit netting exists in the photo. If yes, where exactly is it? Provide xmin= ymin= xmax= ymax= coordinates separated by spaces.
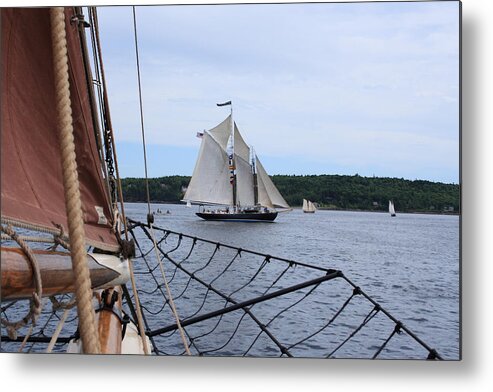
xmin=1 ymin=219 xmax=442 ymax=359
xmin=123 ymin=220 xmax=441 ymax=359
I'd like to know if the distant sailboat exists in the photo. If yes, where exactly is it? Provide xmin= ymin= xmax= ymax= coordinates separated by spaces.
xmin=182 ymin=102 xmax=290 ymax=222
xmin=302 ymin=199 xmax=317 ymax=213
xmin=186 ymin=200 xmax=192 ymax=208
xmin=389 ymin=200 xmax=396 ymax=217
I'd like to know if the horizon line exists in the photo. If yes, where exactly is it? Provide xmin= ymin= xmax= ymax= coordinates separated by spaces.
xmin=120 ymin=173 xmax=460 ymax=185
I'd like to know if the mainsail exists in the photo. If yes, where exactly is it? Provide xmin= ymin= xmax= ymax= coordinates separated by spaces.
xmin=182 ymin=130 xmax=233 ymax=206
xmin=1 ymin=8 xmax=119 ymax=252
xmin=183 ymin=115 xmax=289 ymax=210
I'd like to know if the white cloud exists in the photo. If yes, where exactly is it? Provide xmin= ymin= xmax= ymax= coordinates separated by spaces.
xmin=96 ymin=1 xmax=459 ymax=182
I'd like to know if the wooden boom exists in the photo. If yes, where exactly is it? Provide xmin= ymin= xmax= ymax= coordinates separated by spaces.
xmin=1 ymin=247 xmax=129 ymax=301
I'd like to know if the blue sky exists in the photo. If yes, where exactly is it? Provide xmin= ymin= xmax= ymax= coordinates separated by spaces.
xmin=95 ymin=1 xmax=460 ymax=183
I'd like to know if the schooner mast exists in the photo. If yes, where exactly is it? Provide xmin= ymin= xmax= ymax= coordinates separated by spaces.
xmin=183 ymin=103 xmax=290 ymax=221
xmin=217 ymin=100 xmax=237 ymax=210
xmin=251 ymin=147 xmax=259 ymax=206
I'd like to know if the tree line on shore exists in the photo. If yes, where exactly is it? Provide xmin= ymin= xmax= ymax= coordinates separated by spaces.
xmin=120 ymin=174 xmax=460 ymax=213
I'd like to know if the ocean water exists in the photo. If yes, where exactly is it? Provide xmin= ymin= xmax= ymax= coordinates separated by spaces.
xmin=124 ymin=202 xmax=460 ymax=360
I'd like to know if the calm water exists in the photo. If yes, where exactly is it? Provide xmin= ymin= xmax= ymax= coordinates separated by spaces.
xmin=125 ymin=202 xmax=460 ymax=360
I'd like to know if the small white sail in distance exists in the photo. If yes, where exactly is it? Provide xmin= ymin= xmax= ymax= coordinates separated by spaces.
xmin=303 ymin=199 xmax=316 ymax=213
xmin=389 ymin=200 xmax=396 ymax=216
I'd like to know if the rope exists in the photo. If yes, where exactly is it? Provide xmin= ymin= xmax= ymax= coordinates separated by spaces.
xmin=1 ymin=234 xmax=55 ymax=244
xmin=0 ymin=221 xmax=69 ymax=249
xmin=150 ymin=225 xmax=191 ymax=355
xmin=132 ymin=6 xmax=151 ymax=217
xmin=126 ymin=260 xmax=150 ymax=354
xmin=50 ymin=295 xmax=77 ymax=311
xmin=88 ymin=7 xmax=149 ymax=354
xmin=46 ymin=308 xmax=70 ymax=353
xmin=128 ymin=6 xmax=189 ymax=354
xmin=326 ymin=305 xmax=381 ymax=358
xmin=50 ymin=7 xmax=100 ymax=354
xmin=1 ymin=216 xmax=66 ymax=237
xmin=0 ymin=224 xmax=43 ymax=339
xmin=138 ymin=225 xmax=291 ymax=356
xmin=18 ymin=325 xmax=34 ymax=352
xmin=372 ymin=323 xmax=401 ymax=359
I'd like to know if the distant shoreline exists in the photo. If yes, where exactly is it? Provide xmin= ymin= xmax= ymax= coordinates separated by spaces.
xmin=314 ymin=207 xmax=460 ymax=216
xmin=125 ymin=200 xmax=460 ymax=216
xmin=121 ymin=174 xmax=459 ymax=214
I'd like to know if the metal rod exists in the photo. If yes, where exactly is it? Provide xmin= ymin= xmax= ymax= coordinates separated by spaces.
xmin=147 ymin=270 xmax=341 ymax=337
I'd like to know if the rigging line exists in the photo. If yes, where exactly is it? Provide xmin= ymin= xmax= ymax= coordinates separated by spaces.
xmin=75 ymin=6 xmax=108 ymax=191
xmin=129 ymin=220 xmax=330 ymax=273
xmin=372 ymin=324 xmax=400 ymax=359
xmin=50 ymin=6 xmax=100 ymax=354
xmin=150 ymin=224 xmax=192 ymax=355
xmin=18 ymin=325 xmax=34 ymax=353
xmin=84 ymin=6 xmax=149 ymax=354
xmin=340 ymin=275 xmax=442 ymax=360
xmin=130 ymin=216 xmax=192 ymax=352
xmin=87 ymin=8 xmax=114 ymax=208
xmin=137 ymin=225 xmax=292 ymax=355
xmin=90 ymin=8 xmax=150 ymax=356
xmin=326 ymin=305 xmax=380 ymax=359
xmin=121 ymin=283 xmax=159 ymax=354
xmin=0 ymin=224 xmax=43 ymax=339
xmin=91 ymin=7 xmax=130 ymax=236
xmin=127 ymin=214 xmax=192 ymax=354
xmin=147 ymin=271 xmax=341 ymax=337
xmin=1 ymin=234 xmax=55 ymax=243
xmin=132 ymin=6 xmax=151 ymax=216
xmin=46 ymin=308 xmax=70 ymax=353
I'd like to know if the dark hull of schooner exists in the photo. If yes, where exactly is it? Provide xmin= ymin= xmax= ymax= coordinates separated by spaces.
xmin=196 ymin=211 xmax=278 ymax=222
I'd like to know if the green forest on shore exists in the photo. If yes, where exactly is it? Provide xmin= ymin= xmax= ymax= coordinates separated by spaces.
xmin=120 ymin=174 xmax=460 ymax=214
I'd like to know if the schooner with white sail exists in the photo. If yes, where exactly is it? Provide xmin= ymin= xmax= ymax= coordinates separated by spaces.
xmin=302 ymin=199 xmax=317 ymax=213
xmin=389 ymin=200 xmax=396 ymax=217
xmin=183 ymin=102 xmax=290 ymax=221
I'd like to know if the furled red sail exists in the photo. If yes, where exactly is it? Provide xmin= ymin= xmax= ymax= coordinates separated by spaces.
xmin=1 ymin=8 xmax=119 ymax=252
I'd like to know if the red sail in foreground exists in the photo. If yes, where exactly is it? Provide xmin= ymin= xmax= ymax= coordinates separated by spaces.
xmin=1 ymin=8 xmax=119 ymax=252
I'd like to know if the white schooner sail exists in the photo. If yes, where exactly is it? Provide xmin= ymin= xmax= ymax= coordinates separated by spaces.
xmin=183 ymin=113 xmax=290 ymax=220
xmin=302 ymin=199 xmax=317 ymax=213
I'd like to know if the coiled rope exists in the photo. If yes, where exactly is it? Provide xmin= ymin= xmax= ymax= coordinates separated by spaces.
xmin=0 ymin=224 xmax=42 ymax=342
xmin=50 ymin=7 xmax=100 ymax=354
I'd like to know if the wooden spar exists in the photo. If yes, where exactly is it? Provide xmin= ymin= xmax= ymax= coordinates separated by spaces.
xmin=65 ymin=287 xmax=128 ymax=354
xmin=82 ymin=286 xmax=150 ymax=355
xmin=96 ymin=287 xmax=123 ymax=354
xmin=1 ymin=247 xmax=129 ymax=301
